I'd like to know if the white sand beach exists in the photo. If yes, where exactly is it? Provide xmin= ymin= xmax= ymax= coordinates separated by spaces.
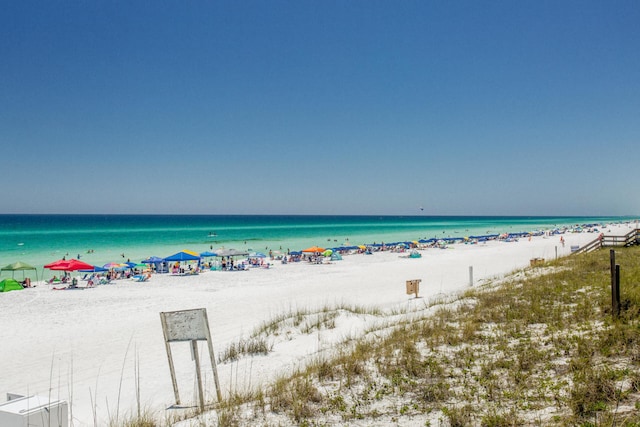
xmin=0 ymin=224 xmax=632 ymax=426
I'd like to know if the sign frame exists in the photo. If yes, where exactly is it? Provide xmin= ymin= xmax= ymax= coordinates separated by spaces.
xmin=160 ymin=308 xmax=222 ymax=410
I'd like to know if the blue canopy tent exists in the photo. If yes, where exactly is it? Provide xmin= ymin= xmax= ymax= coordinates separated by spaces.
xmin=164 ymin=251 xmax=201 ymax=274
xmin=164 ymin=251 xmax=201 ymax=262
xmin=142 ymin=256 xmax=167 ymax=273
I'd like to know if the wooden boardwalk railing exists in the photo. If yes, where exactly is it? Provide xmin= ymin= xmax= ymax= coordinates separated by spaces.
xmin=572 ymin=228 xmax=640 ymax=255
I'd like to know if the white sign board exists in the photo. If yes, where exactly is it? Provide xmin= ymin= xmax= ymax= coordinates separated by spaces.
xmin=160 ymin=308 xmax=222 ymax=408
xmin=161 ymin=308 xmax=208 ymax=342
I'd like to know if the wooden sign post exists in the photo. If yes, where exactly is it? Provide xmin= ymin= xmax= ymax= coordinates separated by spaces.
xmin=160 ymin=308 xmax=222 ymax=410
xmin=610 ymin=250 xmax=620 ymax=319
xmin=406 ymin=279 xmax=421 ymax=299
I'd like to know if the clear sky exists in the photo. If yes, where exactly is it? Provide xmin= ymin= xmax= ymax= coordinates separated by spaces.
xmin=2 ymin=1 xmax=639 ymax=216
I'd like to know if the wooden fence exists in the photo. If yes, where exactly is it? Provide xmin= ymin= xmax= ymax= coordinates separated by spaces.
xmin=572 ymin=228 xmax=640 ymax=255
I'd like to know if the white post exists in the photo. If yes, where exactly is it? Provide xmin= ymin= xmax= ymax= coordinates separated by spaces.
xmin=468 ymin=266 xmax=473 ymax=286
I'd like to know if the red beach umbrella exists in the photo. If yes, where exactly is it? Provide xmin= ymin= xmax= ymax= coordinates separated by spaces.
xmin=45 ymin=259 xmax=95 ymax=271
xmin=44 ymin=259 xmax=67 ymax=269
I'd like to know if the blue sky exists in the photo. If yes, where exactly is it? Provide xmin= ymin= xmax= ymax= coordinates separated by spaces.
xmin=2 ymin=1 xmax=639 ymax=216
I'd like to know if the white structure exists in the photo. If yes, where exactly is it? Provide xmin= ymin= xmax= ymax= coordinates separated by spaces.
xmin=0 ymin=394 xmax=68 ymax=427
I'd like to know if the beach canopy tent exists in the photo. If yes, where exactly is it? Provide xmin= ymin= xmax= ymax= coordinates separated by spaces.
xmin=0 ymin=278 xmax=24 ymax=292
xmin=142 ymin=256 xmax=168 ymax=273
xmin=0 ymin=261 xmax=38 ymax=281
xmin=45 ymin=259 xmax=96 ymax=271
xmin=142 ymin=256 xmax=164 ymax=264
xmin=164 ymin=251 xmax=201 ymax=262
xmin=199 ymin=251 xmax=217 ymax=257
xmin=215 ymin=249 xmax=249 ymax=257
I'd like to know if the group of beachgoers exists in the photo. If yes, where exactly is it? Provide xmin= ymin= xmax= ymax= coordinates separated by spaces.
xmin=3 ymin=222 xmax=611 ymax=291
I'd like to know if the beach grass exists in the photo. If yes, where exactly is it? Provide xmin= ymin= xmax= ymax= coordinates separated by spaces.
xmin=113 ymin=245 xmax=640 ymax=426
xmin=217 ymin=303 xmax=386 ymax=364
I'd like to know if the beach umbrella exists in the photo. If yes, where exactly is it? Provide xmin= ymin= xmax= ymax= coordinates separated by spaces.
xmin=322 ymin=249 xmax=333 ymax=256
xmin=79 ymin=265 xmax=109 ymax=273
xmin=103 ymin=262 xmax=123 ymax=269
xmin=44 ymin=259 xmax=67 ymax=269
xmin=302 ymin=246 xmax=325 ymax=253
xmin=47 ymin=259 xmax=96 ymax=271
xmin=200 ymin=251 xmax=217 ymax=257
xmin=248 ymin=252 xmax=266 ymax=258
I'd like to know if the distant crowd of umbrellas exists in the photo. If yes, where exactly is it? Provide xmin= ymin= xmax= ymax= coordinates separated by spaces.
xmin=2 ymin=228 xmax=576 ymax=281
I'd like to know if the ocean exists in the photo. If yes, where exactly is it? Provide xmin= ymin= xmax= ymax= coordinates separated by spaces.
xmin=0 ymin=214 xmax=636 ymax=277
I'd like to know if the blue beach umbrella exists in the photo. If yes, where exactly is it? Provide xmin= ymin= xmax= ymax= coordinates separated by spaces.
xmin=79 ymin=265 xmax=109 ymax=273
xmin=249 ymin=252 xmax=267 ymax=258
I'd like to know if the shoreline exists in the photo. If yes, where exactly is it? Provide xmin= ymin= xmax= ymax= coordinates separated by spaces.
xmin=2 ymin=217 xmax=635 ymax=281
xmin=0 ymin=222 xmax=636 ymax=426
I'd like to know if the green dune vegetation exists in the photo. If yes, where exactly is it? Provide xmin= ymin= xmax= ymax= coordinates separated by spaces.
xmin=130 ymin=245 xmax=640 ymax=426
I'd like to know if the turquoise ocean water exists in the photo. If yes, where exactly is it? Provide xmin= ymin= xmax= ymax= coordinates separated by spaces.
xmin=0 ymin=214 xmax=636 ymax=279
